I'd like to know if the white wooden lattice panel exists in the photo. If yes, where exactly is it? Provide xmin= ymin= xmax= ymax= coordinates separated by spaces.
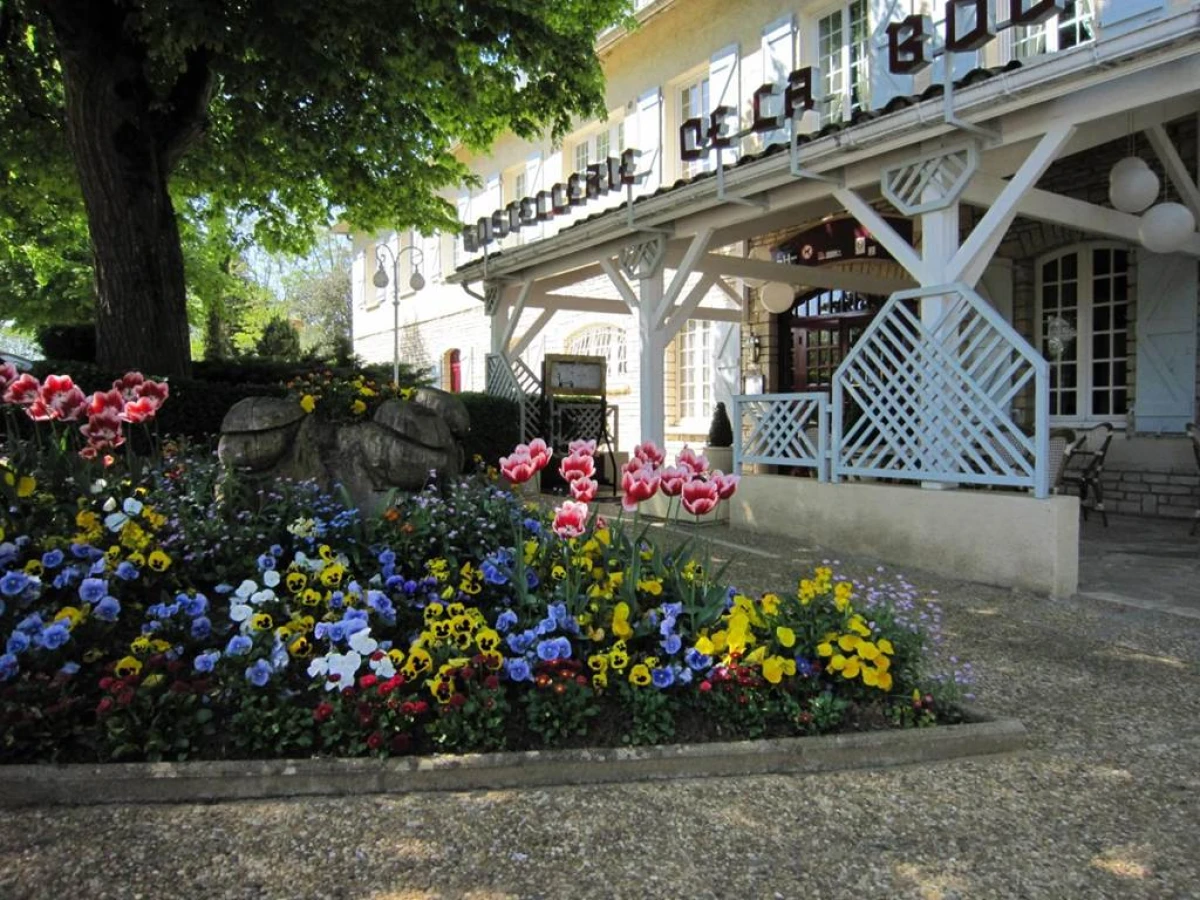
xmin=486 ymin=353 xmax=544 ymax=444
xmin=733 ymin=393 xmax=829 ymax=479
xmin=832 ymin=283 xmax=1051 ymax=496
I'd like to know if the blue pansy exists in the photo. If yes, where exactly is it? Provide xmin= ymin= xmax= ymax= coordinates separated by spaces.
xmin=88 ymin=558 xmax=108 ymax=576
xmin=269 ymin=639 xmax=289 ymax=671
xmin=676 ymin=667 xmax=693 ymax=685
xmin=367 ymin=591 xmax=395 ymax=622
xmin=190 ymin=616 xmax=212 ymax=640
xmin=684 ymin=648 xmax=713 ymax=671
xmin=504 ymin=657 xmax=532 ymax=682
xmin=481 ymin=560 xmax=508 ymax=585
xmin=94 ymin=596 xmax=121 ymax=622
xmin=6 ymin=632 xmax=30 ymax=655
xmin=495 ymin=610 xmax=518 ymax=633
xmin=214 ymin=583 xmax=233 ymax=595
xmin=182 ymin=594 xmax=208 ymax=617
xmin=661 ymin=634 xmax=683 ymax=656
xmin=114 ymin=561 xmax=139 ymax=581
xmin=651 ymin=667 xmax=675 ymax=689
xmin=41 ymin=549 xmax=64 ymax=570
xmin=245 ymin=659 xmax=273 ymax=687
xmin=70 ymin=543 xmax=95 ymax=560
xmin=225 ymin=634 xmax=253 ymax=656
xmin=78 ymin=578 xmax=108 ymax=604
xmin=377 ymin=549 xmax=396 ymax=567
xmin=522 ymin=517 xmax=541 ymax=534
xmin=59 ymin=661 xmax=80 ymax=676
xmin=0 ymin=654 xmax=18 ymax=681
xmin=0 ymin=543 xmax=16 ymax=567
xmin=17 ymin=613 xmax=43 ymax=634
xmin=270 ymin=544 xmax=284 ymax=557
xmin=39 ymin=622 xmax=71 ymax=651
xmin=506 ymin=630 xmax=535 ymax=654
xmin=525 ymin=569 xmax=540 ymax=590
xmin=194 ymin=650 xmax=221 ymax=673
xmin=0 ymin=571 xmax=28 ymax=597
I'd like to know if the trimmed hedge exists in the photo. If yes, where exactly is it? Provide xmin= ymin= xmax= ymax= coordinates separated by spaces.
xmin=457 ymin=392 xmax=521 ymax=469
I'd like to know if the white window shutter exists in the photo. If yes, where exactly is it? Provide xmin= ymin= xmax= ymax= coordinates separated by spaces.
xmin=524 ymin=152 xmax=544 ymax=242
xmin=1134 ymin=252 xmax=1199 ymax=433
xmin=709 ymin=44 xmax=740 ymax=167
xmin=761 ymin=17 xmax=795 ymax=150
xmin=635 ymin=87 xmax=662 ymax=193
xmin=1099 ymin=0 xmax=1165 ymax=35
xmin=870 ymin=0 xmax=915 ymax=112
xmin=456 ymin=193 xmax=472 ymax=262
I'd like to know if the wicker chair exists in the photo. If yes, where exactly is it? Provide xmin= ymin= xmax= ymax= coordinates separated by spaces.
xmin=1187 ymin=423 xmax=1200 ymax=536
xmin=1060 ymin=423 xmax=1115 ymax=526
xmin=1048 ymin=429 xmax=1076 ymax=494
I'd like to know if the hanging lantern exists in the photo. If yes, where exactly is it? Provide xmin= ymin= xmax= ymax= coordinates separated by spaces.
xmin=760 ymin=282 xmax=796 ymax=314
xmin=1108 ymin=156 xmax=1159 ymax=214
xmin=1139 ymin=202 xmax=1197 ymax=254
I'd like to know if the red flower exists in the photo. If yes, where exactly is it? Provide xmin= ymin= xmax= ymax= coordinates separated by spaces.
xmin=681 ymin=477 xmax=720 ymax=516
xmin=567 ymin=438 xmax=597 ymax=456
xmin=133 ymin=379 xmax=169 ymax=410
xmin=484 ymin=674 xmax=500 ymax=690
xmin=558 ymin=451 xmax=595 ymax=483
xmin=36 ymin=375 xmax=88 ymax=422
xmin=621 ymin=461 xmax=660 ymax=512
xmin=313 ymin=701 xmax=335 ymax=723
xmin=366 ymin=731 xmax=384 ymax=750
xmin=358 ymin=674 xmax=378 ymax=689
xmin=699 ymin=680 xmax=713 ymax=693
xmin=676 ymin=445 xmax=709 ymax=477
xmin=0 ymin=362 xmax=17 ymax=393
xmin=712 ymin=471 xmax=740 ymax=500
xmin=112 ymin=371 xmax=145 ymax=400
xmin=527 ymin=438 xmax=551 ymax=472
xmin=552 ymin=500 xmax=589 ymax=539
xmin=412 ymin=700 xmax=429 ymax=716
xmin=25 ymin=397 xmax=53 ymax=422
xmin=96 ymin=697 xmax=114 ymax=715
xmin=499 ymin=448 xmax=537 ymax=486
xmin=658 ymin=465 xmax=690 ymax=498
xmin=460 ymin=666 xmax=476 ymax=681
xmin=632 ymin=440 xmax=665 ymax=468
xmin=569 ymin=476 xmax=598 ymax=504
xmin=3 ymin=373 xmax=40 ymax=406
xmin=98 ymin=677 xmax=114 ymax=691
xmin=116 ymin=689 xmax=136 ymax=707
xmin=88 ymin=389 xmax=126 ymax=417
xmin=120 ymin=397 xmax=157 ymax=424
xmin=448 ymin=693 xmax=467 ymax=708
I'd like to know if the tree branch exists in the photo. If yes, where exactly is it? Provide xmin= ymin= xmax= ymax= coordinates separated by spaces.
xmin=155 ymin=45 xmax=214 ymax=172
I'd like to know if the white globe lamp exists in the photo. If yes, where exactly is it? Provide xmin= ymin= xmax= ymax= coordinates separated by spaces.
xmin=1108 ymin=157 xmax=1159 ymax=214
xmin=1139 ymin=202 xmax=1197 ymax=254
xmin=760 ymin=282 xmax=795 ymax=314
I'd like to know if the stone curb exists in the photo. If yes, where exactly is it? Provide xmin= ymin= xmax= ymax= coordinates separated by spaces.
xmin=0 ymin=715 xmax=1025 ymax=808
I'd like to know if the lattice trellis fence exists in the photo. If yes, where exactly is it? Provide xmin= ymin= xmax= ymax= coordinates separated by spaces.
xmin=733 ymin=393 xmax=830 ymax=480
xmin=486 ymin=353 xmax=544 ymax=444
xmin=831 ymin=283 xmax=1051 ymax=496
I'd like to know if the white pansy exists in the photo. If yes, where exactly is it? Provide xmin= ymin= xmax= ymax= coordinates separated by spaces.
xmin=307 ymin=656 xmax=329 ymax=678
xmin=348 ymin=629 xmax=378 ymax=656
xmin=234 ymin=579 xmax=258 ymax=599
xmin=230 ymin=602 xmax=252 ymax=623
xmin=90 ymin=478 xmax=108 ymax=495
xmin=249 ymin=588 xmax=276 ymax=606
xmin=262 ymin=570 xmax=281 ymax=588
xmin=369 ymin=654 xmax=395 ymax=679
xmin=327 ymin=651 xmax=362 ymax=691
xmin=102 ymin=497 xmax=117 ymax=513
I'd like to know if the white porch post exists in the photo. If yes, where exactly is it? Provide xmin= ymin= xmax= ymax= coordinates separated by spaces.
xmin=919 ymin=195 xmax=961 ymax=489
xmin=638 ymin=267 xmax=667 ymax=447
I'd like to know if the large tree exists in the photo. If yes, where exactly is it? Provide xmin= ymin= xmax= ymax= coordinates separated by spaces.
xmin=0 ymin=0 xmax=630 ymax=377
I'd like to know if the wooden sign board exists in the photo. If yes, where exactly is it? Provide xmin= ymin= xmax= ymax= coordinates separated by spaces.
xmin=543 ymin=354 xmax=606 ymax=397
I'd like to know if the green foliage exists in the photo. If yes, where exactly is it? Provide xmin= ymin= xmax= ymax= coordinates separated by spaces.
xmin=228 ymin=693 xmax=315 ymax=758
xmin=522 ymin=661 xmax=598 ymax=747
xmin=457 ymin=393 xmax=521 ymax=472
xmin=619 ymin=682 xmax=675 ymax=746
xmin=426 ymin=666 xmax=510 ymax=753
xmin=254 ymin=316 xmax=302 ymax=361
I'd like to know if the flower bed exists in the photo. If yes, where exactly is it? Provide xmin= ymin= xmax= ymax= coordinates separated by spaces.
xmin=1 ymin=365 xmax=973 ymax=764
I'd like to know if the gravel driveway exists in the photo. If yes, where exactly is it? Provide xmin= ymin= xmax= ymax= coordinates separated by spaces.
xmin=2 ymin=523 xmax=1198 ymax=900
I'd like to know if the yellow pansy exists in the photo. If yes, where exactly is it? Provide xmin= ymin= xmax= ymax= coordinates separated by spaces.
xmin=842 ymin=657 xmax=861 ymax=679
xmin=878 ymin=638 xmax=895 ymax=656
xmin=300 ymin=394 xmax=317 ymax=413
xmin=862 ymin=667 xmax=880 ymax=687
xmin=878 ymin=671 xmax=894 ymax=692
xmin=628 ymin=664 xmax=652 ymax=686
xmin=762 ymin=655 xmax=797 ymax=684
xmin=761 ymin=593 xmax=781 ymax=615
xmin=24 ymin=559 xmax=43 ymax=577
xmin=142 ymin=673 xmax=164 ymax=689
xmin=251 ymin=613 xmax=273 ymax=632
xmin=587 ymin=654 xmax=608 ymax=673
xmin=816 ymin=641 xmax=834 ymax=658
xmin=857 ymin=641 xmax=879 ymax=661
xmin=55 ymin=606 xmax=86 ymax=630
xmin=837 ymin=633 xmax=860 ymax=653
xmin=829 ymin=653 xmax=847 ymax=671
xmin=350 ymin=400 xmax=367 ymax=416
xmin=848 ymin=615 xmax=871 ymax=637
xmin=593 ymin=671 xmax=608 ymax=689
xmin=776 ymin=626 xmax=796 ymax=648
xmin=695 ymin=635 xmax=716 ymax=656
xmin=16 ymin=475 xmax=36 ymax=498
xmin=875 ymin=654 xmax=891 ymax=673
xmin=130 ymin=636 xmax=151 ymax=655
xmin=319 ymin=564 xmax=345 ymax=588
xmin=147 ymin=550 xmax=172 ymax=572
xmin=609 ymin=642 xmax=630 ymax=671
xmin=611 ymin=602 xmax=633 ymax=640
xmin=114 ymin=656 xmax=143 ymax=677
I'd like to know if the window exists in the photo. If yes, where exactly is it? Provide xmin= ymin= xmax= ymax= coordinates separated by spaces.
xmin=818 ymin=0 xmax=870 ymax=125
xmin=1036 ymin=245 xmax=1130 ymax=422
xmin=1012 ymin=0 xmax=1095 ymax=60
xmin=679 ymin=76 xmax=711 ymax=178
xmin=679 ymin=319 xmax=716 ymax=422
xmin=617 ymin=121 xmax=626 ymax=154
xmin=566 ymin=325 xmax=628 ymax=379
xmin=573 ymin=140 xmax=590 ymax=174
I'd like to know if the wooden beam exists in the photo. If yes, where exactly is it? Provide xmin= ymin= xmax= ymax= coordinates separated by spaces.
xmin=659 ymin=228 xmax=714 ymax=322
xmin=663 ymin=273 xmax=718 ymax=338
xmin=949 ymin=123 xmax=1076 ymax=286
xmin=714 ymin=276 xmax=743 ymax=307
xmin=1147 ymin=124 xmax=1200 ymax=222
xmin=962 ymin=175 xmax=1200 ymax=258
xmin=696 ymin=253 xmax=913 ymax=294
xmin=598 ymin=256 xmax=639 ymax=311
xmin=498 ymin=280 xmax=532 ymax=352
xmin=509 ymin=308 xmax=554 ymax=358
xmin=834 ymin=187 xmax=927 ymax=283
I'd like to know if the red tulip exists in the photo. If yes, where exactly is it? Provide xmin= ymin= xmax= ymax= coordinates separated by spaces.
xmin=134 ymin=379 xmax=169 ymax=410
xmin=2 ymin=373 xmax=40 ymax=406
xmin=112 ymin=371 xmax=145 ymax=400
xmin=120 ymin=397 xmax=158 ymax=424
xmin=621 ymin=462 xmax=660 ymax=511
xmin=499 ymin=448 xmax=537 ymax=485
xmin=676 ymin=445 xmax=709 ymax=477
xmin=552 ymin=500 xmax=589 ymax=538
xmin=570 ymin=476 xmax=598 ymax=503
xmin=0 ymin=362 xmax=17 ymax=393
xmin=88 ymin=389 xmax=125 ymax=417
xmin=558 ymin=451 xmax=595 ymax=483
xmin=681 ymin=477 xmax=720 ymax=516
xmin=567 ymin=438 xmax=597 ymax=456
xmin=712 ymin=471 xmax=740 ymax=500
xmin=659 ymin=465 xmax=690 ymax=497
xmin=527 ymin=438 xmax=552 ymax=472
xmin=633 ymin=440 xmax=665 ymax=468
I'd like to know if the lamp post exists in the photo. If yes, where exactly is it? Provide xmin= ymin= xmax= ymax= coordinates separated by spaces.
xmin=372 ymin=240 xmax=426 ymax=386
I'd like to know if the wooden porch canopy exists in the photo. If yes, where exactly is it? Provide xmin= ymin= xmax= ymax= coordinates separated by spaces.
xmin=450 ymin=8 xmax=1200 ymax=447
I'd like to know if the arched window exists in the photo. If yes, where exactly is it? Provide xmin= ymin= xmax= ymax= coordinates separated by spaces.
xmin=564 ymin=325 xmax=628 ymax=379
xmin=1035 ymin=244 xmax=1131 ymax=423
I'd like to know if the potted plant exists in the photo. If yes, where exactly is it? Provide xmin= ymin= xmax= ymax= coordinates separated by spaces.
xmin=704 ymin=401 xmax=734 ymax=475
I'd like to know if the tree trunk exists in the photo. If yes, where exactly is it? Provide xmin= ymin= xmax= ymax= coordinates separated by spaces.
xmin=44 ymin=0 xmax=194 ymax=379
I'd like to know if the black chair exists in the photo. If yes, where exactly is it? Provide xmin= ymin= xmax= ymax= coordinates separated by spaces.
xmin=1187 ymin=423 xmax=1200 ymax=536
xmin=1060 ymin=423 xmax=1114 ymax=526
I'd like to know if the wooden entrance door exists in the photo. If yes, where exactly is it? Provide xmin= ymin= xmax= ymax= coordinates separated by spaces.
xmin=785 ymin=289 xmax=884 ymax=393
